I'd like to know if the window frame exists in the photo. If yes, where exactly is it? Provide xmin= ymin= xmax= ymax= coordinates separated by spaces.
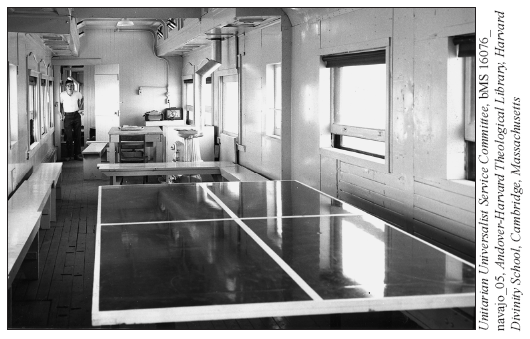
xmin=326 ymin=40 xmax=392 ymax=172
xmin=463 ymin=55 xmax=475 ymax=181
xmin=47 ymin=78 xmax=54 ymax=130
xmin=28 ymin=69 xmax=41 ymax=148
xmin=203 ymin=76 xmax=213 ymax=125
xmin=451 ymin=34 xmax=476 ymax=182
xmin=8 ymin=62 xmax=18 ymax=148
xmin=219 ymin=74 xmax=239 ymax=137
xmin=40 ymin=77 xmax=47 ymax=136
xmin=265 ymin=63 xmax=282 ymax=138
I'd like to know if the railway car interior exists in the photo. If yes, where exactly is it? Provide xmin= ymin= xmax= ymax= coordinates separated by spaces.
xmin=7 ymin=7 xmax=476 ymax=329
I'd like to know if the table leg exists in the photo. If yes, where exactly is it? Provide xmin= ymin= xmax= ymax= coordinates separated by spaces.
xmin=155 ymin=139 xmax=163 ymax=162
xmin=109 ymin=142 xmax=116 ymax=163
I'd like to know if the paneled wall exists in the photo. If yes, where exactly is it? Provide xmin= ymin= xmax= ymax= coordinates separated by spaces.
xmin=238 ymin=23 xmax=282 ymax=179
xmin=79 ymin=29 xmax=182 ymax=127
xmin=182 ymin=23 xmax=284 ymax=179
xmin=7 ymin=33 xmax=55 ymax=196
xmin=289 ymin=8 xmax=475 ymax=261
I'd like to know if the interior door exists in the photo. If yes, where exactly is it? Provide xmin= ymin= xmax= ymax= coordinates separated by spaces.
xmin=95 ymin=64 xmax=120 ymax=141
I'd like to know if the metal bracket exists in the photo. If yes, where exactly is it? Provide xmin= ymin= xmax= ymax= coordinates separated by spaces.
xmin=236 ymin=143 xmax=246 ymax=152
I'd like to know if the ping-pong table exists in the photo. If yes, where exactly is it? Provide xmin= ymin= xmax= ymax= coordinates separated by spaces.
xmin=93 ymin=180 xmax=475 ymax=326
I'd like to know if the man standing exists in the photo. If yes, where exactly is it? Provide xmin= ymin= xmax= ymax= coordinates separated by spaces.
xmin=60 ymin=79 xmax=84 ymax=161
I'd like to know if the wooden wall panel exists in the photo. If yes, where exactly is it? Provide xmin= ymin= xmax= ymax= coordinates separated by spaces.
xmin=7 ymin=33 xmax=55 ymax=195
xmin=239 ymin=29 xmax=264 ymax=172
xmin=320 ymin=8 xmax=392 ymax=49
xmin=339 ymin=181 xmax=405 ymax=215
xmin=302 ymin=8 xmax=476 ymax=259
xmin=413 ymin=205 xmax=474 ymax=241
xmin=414 ymin=180 xmax=475 ymax=212
xmin=340 ymin=171 xmax=404 ymax=202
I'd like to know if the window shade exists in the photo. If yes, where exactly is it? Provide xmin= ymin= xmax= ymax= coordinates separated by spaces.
xmin=453 ymin=35 xmax=475 ymax=57
xmin=323 ymin=50 xmax=385 ymax=68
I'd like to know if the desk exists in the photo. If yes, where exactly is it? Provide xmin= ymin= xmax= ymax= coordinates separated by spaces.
xmin=108 ymin=127 xmax=163 ymax=163
xmin=92 ymin=181 xmax=475 ymax=326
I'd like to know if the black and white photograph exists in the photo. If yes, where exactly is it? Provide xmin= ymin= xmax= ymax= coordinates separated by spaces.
xmin=4 ymin=3 xmax=527 ymax=332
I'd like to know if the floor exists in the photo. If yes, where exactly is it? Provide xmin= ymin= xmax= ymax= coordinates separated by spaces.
xmin=10 ymin=159 xmax=422 ymax=330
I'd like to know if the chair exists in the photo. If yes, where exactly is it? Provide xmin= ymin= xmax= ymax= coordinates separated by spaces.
xmin=118 ymin=134 xmax=148 ymax=184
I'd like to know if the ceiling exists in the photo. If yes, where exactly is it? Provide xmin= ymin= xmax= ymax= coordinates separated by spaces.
xmin=7 ymin=7 xmax=204 ymax=57
xmin=7 ymin=7 xmax=339 ymax=58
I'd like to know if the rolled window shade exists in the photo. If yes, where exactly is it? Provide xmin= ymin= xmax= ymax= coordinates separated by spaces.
xmin=453 ymin=35 xmax=475 ymax=57
xmin=323 ymin=49 xmax=385 ymax=68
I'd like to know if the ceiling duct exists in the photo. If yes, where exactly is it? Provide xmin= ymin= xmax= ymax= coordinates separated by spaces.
xmin=222 ymin=17 xmax=267 ymax=28
xmin=194 ymin=40 xmax=222 ymax=132
xmin=117 ymin=18 xmax=134 ymax=27
xmin=157 ymin=8 xmax=282 ymax=57
xmin=195 ymin=40 xmax=222 ymax=77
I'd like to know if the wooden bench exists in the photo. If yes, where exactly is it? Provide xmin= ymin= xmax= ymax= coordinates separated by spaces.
xmin=8 ymin=210 xmax=43 ymax=326
xmin=27 ymin=163 xmax=62 ymax=222
xmin=98 ymin=161 xmax=268 ymax=184
xmin=8 ymin=180 xmax=52 ymax=229
xmin=8 ymin=210 xmax=43 ymax=287
xmin=8 ymin=163 xmax=63 ymax=325
xmin=82 ymin=142 xmax=108 ymax=180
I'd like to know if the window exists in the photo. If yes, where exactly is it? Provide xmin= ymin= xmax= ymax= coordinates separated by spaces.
xmin=203 ymin=77 xmax=212 ymax=125
xmin=28 ymin=72 xmax=39 ymax=145
xmin=8 ymin=62 xmax=18 ymax=146
xmin=47 ymin=80 xmax=54 ymax=129
xmin=453 ymin=35 xmax=475 ymax=181
xmin=220 ymin=74 xmax=239 ymax=136
xmin=40 ymin=78 xmax=47 ymax=135
xmin=184 ymin=79 xmax=194 ymax=124
xmin=266 ymin=63 xmax=281 ymax=137
xmin=324 ymin=48 xmax=390 ymax=163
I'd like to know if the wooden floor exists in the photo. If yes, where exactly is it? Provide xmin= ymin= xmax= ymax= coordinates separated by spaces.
xmin=10 ymin=159 xmax=422 ymax=330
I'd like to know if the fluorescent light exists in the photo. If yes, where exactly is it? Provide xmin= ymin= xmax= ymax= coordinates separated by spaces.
xmin=117 ymin=18 xmax=134 ymax=27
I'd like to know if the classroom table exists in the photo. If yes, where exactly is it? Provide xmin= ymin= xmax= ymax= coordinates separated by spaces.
xmin=92 ymin=180 xmax=475 ymax=326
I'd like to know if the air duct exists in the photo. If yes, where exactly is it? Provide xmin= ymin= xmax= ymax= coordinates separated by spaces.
xmin=195 ymin=40 xmax=222 ymax=77
xmin=194 ymin=40 xmax=222 ymax=131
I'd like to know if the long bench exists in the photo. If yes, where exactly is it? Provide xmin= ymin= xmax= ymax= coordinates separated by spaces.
xmin=7 ymin=163 xmax=63 ymax=325
xmin=27 ymin=163 xmax=63 ymax=222
xmin=97 ymin=161 xmax=268 ymax=184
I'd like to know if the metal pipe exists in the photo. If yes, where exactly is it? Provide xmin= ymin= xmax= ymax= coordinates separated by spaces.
xmin=114 ymin=26 xmax=171 ymax=106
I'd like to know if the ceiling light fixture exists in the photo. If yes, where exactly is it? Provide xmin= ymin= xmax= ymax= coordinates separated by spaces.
xmin=117 ymin=18 xmax=134 ymax=27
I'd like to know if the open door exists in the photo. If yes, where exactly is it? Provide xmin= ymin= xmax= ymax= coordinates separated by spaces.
xmin=95 ymin=64 xmax=120 ymax=141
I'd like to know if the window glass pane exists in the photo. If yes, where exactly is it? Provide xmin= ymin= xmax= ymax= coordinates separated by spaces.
xmin=203 ymin=82 xmax=212 ymax=124
xmin=341 ymin=136 xmax=385 ymax=158
xmin=464 ymin=56 xmax=475 ymax=142
xmin=48 ymin=81 xmax=54 ymax=128
xmin=222 ymin=79 xmax=238 ymax=135
xmin=335 ymin=64 xmax=386 ymax=130
xmin=274 ymin=109 xmax=281 ymax=136
xmin=9 ymin=64 xmax=18 ymax=143
xmin=274 ymin=65 xmax=281 ymax=110
xmin=29 ymin=75 xmax=38 ymax=144
xmin=41 ymin=79 xmax=47 ymax=134
xmin=186 ymin=82 xmax=193 ymax=107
